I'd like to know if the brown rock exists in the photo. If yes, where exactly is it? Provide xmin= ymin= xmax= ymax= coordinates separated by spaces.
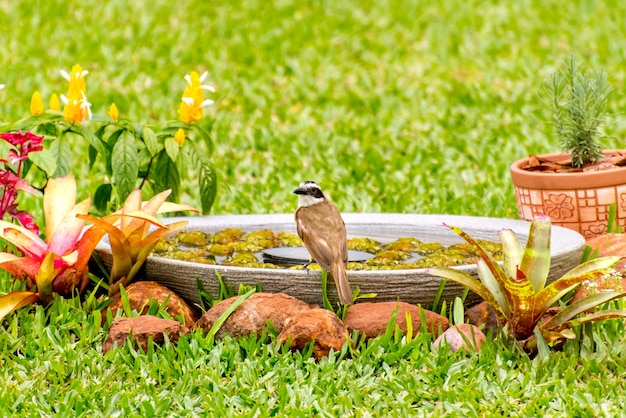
xmin=585 ymin=233 xmax=626 ymax=273
xmin=103 ymin=316 xmax=189 ymax=353
xmin=194 ymin=292 xmax=312 ymax=339
xmin=278 ymin=308 xmax=349 ymax=360
xmin=105 ymin=281 xmax=199 ymax=326
xmin=343 ymin=301 xmax=449 ymax=338
xmin=465 ymin=301 xmax=498 ymax=336
xmin=433 ymin=324 xmax=486 ymax=352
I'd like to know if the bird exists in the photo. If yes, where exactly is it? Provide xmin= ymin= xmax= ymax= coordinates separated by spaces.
xmin=293 ymin=181 xmax=353 ymax=305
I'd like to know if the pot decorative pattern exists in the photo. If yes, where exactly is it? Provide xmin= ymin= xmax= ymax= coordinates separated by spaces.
xmin=510 ymin=151 xmax=626 ymax=239
xmin=513 ymin=185 xmax=626 ymax=238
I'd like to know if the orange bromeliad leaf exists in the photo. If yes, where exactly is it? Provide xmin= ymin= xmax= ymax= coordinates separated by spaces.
xmin=35 ymin=252 xmax=59 ymax=304
xmin=0 ymin=291 xmax=40 ymax=321
xmin=504 ymin=276 xmax=538 ymax=340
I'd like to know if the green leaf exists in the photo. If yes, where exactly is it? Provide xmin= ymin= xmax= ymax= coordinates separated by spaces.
xmin=453 ymin=297 xmax=464 ymax=326
xmin=151 ymin=151 xmax=180 ymax=200
xmin=143 ymin=126 xmax=161 ymax=156
xmin=88 ymin=144 xmax=98 ymax=170
xmin=541 ymin=290 xmax=626 ymax=331
xmin=196 ymin=155 xmax=217 ymax=214
xmin=72 ymin=124 xmax=107 ymax=155
xmin=186 ymin=143 xmax=217 ymax=213
xmin=28 ymin=148 xmax=57 ymax=177
xmin=191 ymin=123 xmax=214 ymax=157
xmin=533 ymin=327 xmax=551 ymax=360
xmin=112 ymin=129 xmax=139 ymax=202
xmin=164 ymin=136 xmax=179 ymax=162
xmin=94 ymin=183 xmax=113 ymax=213
xmin=519 ymin=216 xmax=551 ymax=292
xmin=205 ymin=288 xmax=255 ymax=346
xmin=104 ymin=126 xmax=125 ymax=146
xmin=50 ymin=134 xmax=72 ymax=177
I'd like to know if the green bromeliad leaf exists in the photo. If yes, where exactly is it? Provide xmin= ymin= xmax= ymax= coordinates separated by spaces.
xmin=534 ymin=257 xmax=622 ymax=312
xmin=477 ymin=258 xmax=510 ymax=316
xmin=444 ymin=224 xmax=513 ymax=307
xmin=560 ymin=256 xmax=621 ymax=280
xmin=427 ymin=265 xmax=506 ymax=322
xmin=519 ymin=215 xmax=551 ymax=293
xmin=499 ymin=229 xmax=523 ymax=281
xmin=540 ymin=290 xmax=626 ymax=332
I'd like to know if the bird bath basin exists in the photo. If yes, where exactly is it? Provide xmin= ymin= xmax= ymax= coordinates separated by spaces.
xmin=95 ymin=213 xmax=585 ymax=307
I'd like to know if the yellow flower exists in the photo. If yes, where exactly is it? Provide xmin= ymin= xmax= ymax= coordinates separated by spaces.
xmin=60 ymin=64 xmax=92 ymax=123
xmin=49 ymin=94 xmax=61 ymax=111
xmin=30 ymin=91 xmax=44 ymax=116
xmin=174 ymin=128 xmax=185 ymax=145
xmin=177 ymin=71 xmax=215 ymax=123
xmin=108 ymin=103 xmax=119 ymax=121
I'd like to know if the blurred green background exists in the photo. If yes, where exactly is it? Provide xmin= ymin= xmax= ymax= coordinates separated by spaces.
xmin=1 ymin=0 xmax=625 ymax=217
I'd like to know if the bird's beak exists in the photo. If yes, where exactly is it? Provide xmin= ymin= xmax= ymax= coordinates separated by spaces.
xmin=293 ymin=187 xmax=305 ymax=195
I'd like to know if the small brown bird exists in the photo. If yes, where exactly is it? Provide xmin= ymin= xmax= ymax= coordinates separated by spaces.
xmin=293 ymin=181 xmax=353 ymax=305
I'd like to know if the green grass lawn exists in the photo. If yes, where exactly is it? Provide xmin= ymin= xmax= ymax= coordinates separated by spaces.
xmin=2 ymin=0 xmax=626 ymax=415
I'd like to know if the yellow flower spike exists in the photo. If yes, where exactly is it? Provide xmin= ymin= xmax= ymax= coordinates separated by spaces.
xmin=108 ymin=103 xmax=119 ymax=121
xmin=30 ymin=91 xmax=44 ymax=116
xmin=175 ymin=128 xmax=185 ymax=145
xmin=178 ymin=70 xmax=215 ymax=123
xmin=60 ymin=64 xmax=92 ymax=123
xmin=49 ymin=93 xmax=61 ymax=111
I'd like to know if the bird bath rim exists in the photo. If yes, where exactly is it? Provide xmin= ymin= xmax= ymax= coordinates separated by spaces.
xmin=95 ymin=213 xmax=585 ymax=307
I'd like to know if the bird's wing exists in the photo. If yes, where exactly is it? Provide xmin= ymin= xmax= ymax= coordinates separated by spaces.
xmin=296 ymin=215 xmax=332 ymax=270
xmin=326 ymin=203 xmax=348 ymax=264
xmin=296 ymin=204 xmax=347 ymax=270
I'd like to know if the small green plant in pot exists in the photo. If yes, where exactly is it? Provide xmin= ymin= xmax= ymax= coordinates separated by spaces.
xmin=426 ymin=215 xmax=626 ymax=354
xmin=546 ymin=55 xmax=612 ymax=168
xmin=510 ymin=57 xmax=626 ymax=237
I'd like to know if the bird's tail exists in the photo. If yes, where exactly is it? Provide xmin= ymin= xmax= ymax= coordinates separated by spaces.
xmin=331 ymin=260 xmax=353 ymax=305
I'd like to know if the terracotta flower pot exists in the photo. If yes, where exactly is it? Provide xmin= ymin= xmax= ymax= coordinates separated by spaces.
xmin=510 ymin=150 xmax=626 ymax=238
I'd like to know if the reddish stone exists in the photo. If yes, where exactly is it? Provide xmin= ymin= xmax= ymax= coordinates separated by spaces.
xmin=433 ymin=324 xmax=486 ymax=352
xmin=194 ymin=292 xmax=312 ymax=339
xmin=278 ymin=308 xmax=349 ymax=360
xmin=105 ymin=281 xmax=199 ymax=326
xmin=585 ymin=233 xmax=626 ymax=273
xmin=343 ymin=301 xmax=449 ymax=338
xmin=103 ymin=316 xmax=189 ymax=353
xmin=465 ymin=301 xmax=498 ymax=336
